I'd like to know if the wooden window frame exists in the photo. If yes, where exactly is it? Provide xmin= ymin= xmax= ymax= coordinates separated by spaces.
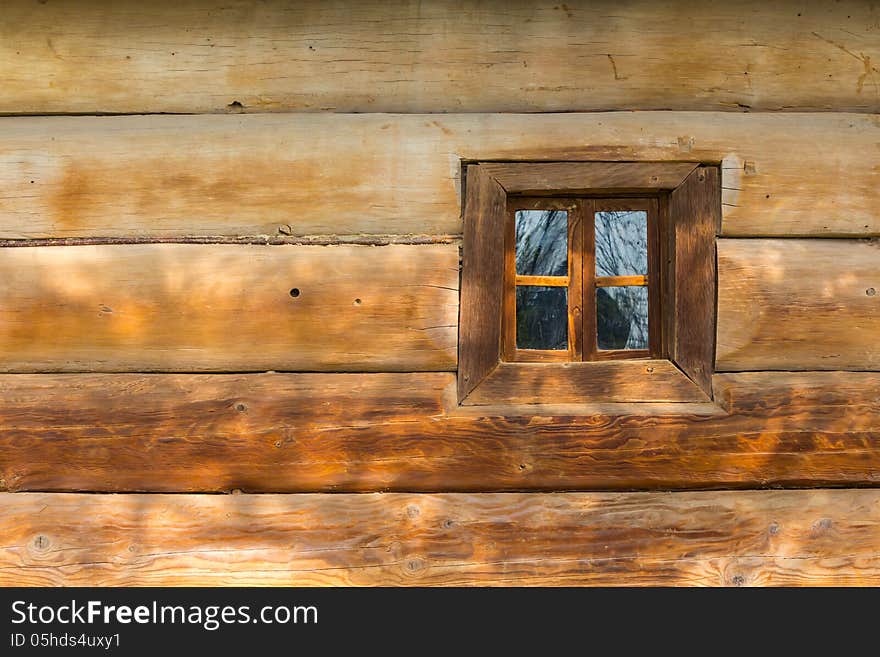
xmin=459 ymin=162 xmax=720 ymax=409
xmin=503 ymin=197 xmax=662 ymax=363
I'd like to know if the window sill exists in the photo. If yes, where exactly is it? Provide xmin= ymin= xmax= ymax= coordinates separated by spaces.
xmin=449 ymin=400 xmax=726 ymax=418
xmin=460 ymin=359 xmax=710 ymax=407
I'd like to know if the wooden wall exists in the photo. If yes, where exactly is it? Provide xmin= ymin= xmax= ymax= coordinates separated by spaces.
xmin=0 ymin=0 xmax=878 ymax=586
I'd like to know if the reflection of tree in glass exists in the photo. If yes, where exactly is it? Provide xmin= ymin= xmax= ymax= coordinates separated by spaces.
xmin=516 ymin=286 xmax=568 ymax=350
xmin=595 ymin=211 xmax=648 ymax=350
xmin=595 ymin=211 xmax=647 ymax=277
xmin=598 ymin=287 xmax=648 ymax=350
xmin=515 ymin=210 xmax=567 ymax=276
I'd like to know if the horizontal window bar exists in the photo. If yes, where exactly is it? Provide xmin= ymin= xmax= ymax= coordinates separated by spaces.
xmin=515 ymin=275 xmax=569 ymax=287
xmin=595 ymin=275 xmax=648 ymax=287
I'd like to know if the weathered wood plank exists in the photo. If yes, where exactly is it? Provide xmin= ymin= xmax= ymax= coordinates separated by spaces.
xmin=0 ymin=372 xmax=877 ymax=492
xmin=668 ymin=167 xmax=719 ymax=394
xmin=481 ymin=162 xmax=698 ymax=194
xmin=463 ymin=361 xmax=708 ymax=405
xmin=458 ymin=165 xmax=506 ymax=400
xmin=1 ymin=0 xmax=877 ymax=116
xmin=3 ymin=489 xmax=880 ymax=586
xmin=0 ymin=113 xmax=877 ymax=239
xmin=716 ymin=239 xmax=880 ymax=371
xmin=0 ymin=244 xmax=458 ymax=372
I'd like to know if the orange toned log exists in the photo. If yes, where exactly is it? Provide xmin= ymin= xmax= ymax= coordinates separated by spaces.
xmin=3 ymin=489 xmax=880 ymax=586
xmin=0 ymin=371 xmax=878 ymax=493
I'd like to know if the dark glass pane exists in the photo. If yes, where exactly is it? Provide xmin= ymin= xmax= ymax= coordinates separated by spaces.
xmin=595 ymin=210 xmax=648 ymax=277
xmin=516 ymin=286 xmax=568 ymax=350
xmin=515 ymin=210 xmax=568 ymax=276
xmin=597 ymin=286 xmax=648 ymax=350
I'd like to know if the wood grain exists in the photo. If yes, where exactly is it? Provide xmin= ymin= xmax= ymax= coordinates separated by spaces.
xmin=482 ymin=162 xmax=698 ymax=194
xmin=0 ymin=113 xmax=878 ymax=239
xmin=1 ymin=0 xmax=877 ymax=115
xmin=712 ymin=371 xmax=880 ymax=414
xmin=668 ymin=167 xmax=719 ymax=394
xmin=458 ymin=165 xmax=507 ymax=400
xmin=3 ymin=489 xmax=880 ymax=586
xmin=464 ymin=361 xmax=708 ymax=405
xmin=515 ymin=275 xmax=569 ymax=287
xmin=0 ymin=371 xmax=877 ymax=493
xmin=716 ymin=239 xmax=880 ymax=371
xmin=0 ymin=244 xmax=458 ymax=372
xmin=595 ymin=275 xmax=648 ymax=287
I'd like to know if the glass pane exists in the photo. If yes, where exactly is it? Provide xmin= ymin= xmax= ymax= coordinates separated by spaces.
xmin=515 ymin=210 xmax=568 ymax=276
xmin=516 ymin=286 xmax=568 ymax=350
xmin=595 ymin=210 xmax=648 ymax=276
xmin=597 ymin=286 xmax=648 ymax=350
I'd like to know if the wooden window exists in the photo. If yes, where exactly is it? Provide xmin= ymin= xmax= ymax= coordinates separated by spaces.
xmin=459 ymin=162 xmax=720 ymax=409
xmin=504 ymin=198 xmax=661 ymax=363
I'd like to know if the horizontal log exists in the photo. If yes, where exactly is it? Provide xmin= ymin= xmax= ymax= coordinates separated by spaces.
xmin=0 ymin=371 xmax=877 ymax=492
xmin=713 ymin=371 xmax=880 ymax=413
xmin=0 ymin=113 xmax=877 ymax=238
xmin=463 ymin=361 xmax=708 ymax=405
xmin=1 ymin=0 xmax=877 ymax=115
xmin=716 ymin=239 xmax=880 ymax=371
xmin=0 ymin=244 xmax=458 ymax=372
xmin=3 ymin=489 xmax=880 ymax=586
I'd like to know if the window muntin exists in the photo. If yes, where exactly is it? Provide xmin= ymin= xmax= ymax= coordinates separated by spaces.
xmin=504 ymin=197 xmax=660 ymax=363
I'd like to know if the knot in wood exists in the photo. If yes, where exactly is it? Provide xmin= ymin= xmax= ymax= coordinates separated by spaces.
xmin=404 ymin=557 xmax=426 ymax=574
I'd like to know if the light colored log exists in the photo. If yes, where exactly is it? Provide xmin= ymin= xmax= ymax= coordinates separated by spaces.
xmin=0 ymin=0 xmax=877 ymax=115
xmin=0 ymin=112 xmax=876 ymax=239
xmin=716 ymin=239 xmax=880 ymax=371
xmin=0 ymin=371 xmax=877 ymax=492
xmin=0 ymin=244 xmax=458 ymax=372
xmin=3 ymin=489 xmax=880 ymax=586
